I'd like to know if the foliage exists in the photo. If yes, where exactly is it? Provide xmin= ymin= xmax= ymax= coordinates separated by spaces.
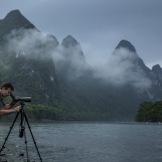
xmin=0 ymin=103 xmax=111 ymax=121
xmin=25 ymin=104 xmax=110 ymax=121
xmin=136 ymin=101 xmax=162 ymax=122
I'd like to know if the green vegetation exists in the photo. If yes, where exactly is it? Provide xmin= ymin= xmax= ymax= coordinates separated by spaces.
xmin=136 ymin=101 xmax=162 ymax=122
xmin=26 ymin=104 xmax=110 ymax=121
xmin=0 ymin=104 xmax=111 ymax=121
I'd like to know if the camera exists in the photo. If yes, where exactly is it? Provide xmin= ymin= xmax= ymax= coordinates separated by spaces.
xmin=13 ymin=96 xmax=31 ymax=102
xmin=10 ymin=93 xmax=31 ymax=103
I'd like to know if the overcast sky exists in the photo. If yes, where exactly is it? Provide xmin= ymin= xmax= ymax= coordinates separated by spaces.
xmin=0 ymin=0 xmax=162 ymax=68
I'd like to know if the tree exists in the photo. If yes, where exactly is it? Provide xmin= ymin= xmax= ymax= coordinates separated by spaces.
xmin=136 ymin=101 xmax=162 ymax=122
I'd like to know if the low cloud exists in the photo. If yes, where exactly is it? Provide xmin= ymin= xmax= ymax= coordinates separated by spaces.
xmin=89 ymin=48 xmax=152 ymax=90
xmin=4 ymin=28 xmax=152 ymax=90
xmin=4 ymin=28 xmax=89 ymax=79
xmin=5 ymin=28 xmax=57 ymax=59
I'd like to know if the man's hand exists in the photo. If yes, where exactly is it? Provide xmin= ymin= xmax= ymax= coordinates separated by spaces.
xmin=0 ymin=105 xmax=21 ymax=116
xmin=14 ymin=105 xmax=21 ymax=112
xmin=4 ymin=101 xmax=21 ymax=110
xmin=4 ymin=104 xmax=12 ymax=109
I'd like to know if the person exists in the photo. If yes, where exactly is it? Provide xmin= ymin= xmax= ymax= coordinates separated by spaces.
xmin=0 ymin=82 xmax=21 ymax=116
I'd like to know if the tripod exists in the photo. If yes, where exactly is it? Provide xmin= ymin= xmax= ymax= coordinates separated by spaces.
xmin=0 ymin=102 xmax=43 ymax=162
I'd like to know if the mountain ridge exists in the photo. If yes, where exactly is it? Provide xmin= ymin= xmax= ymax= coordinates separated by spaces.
xmin=0 ymin=10 xmax=162 ymax=121
xmin=0 ymin=9 xmax=36 ymax=39
xmin=116 ymin=39 xmax=137 ymax=53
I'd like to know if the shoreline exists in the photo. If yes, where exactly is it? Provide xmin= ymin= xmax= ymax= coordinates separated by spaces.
xmin=1 ymin=120 xmax=162 ymax=126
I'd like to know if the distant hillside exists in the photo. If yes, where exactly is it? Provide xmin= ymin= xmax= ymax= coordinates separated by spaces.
xmin=1 ymin=10 xmax=162 ymax=121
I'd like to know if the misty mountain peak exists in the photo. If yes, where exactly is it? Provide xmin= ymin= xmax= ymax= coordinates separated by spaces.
xmin=152 ymin=64 xmax=162 ymax=73
xmin=4 ymin=9 xmax=35 ymax=28
xmin=61 ymin=35 xmax=85 ymax=63
xmin=47 ymin=34 xmax=59 ymax=47
xmin=0 ymin=9 xmax=35 ymax=38
xmin=62 ymin=35 xmax=79 ymax=48
xmin=116 ymin=40 xmax=136 ymax=53
xmin=5 ymin=9 xmax=22 ymax=19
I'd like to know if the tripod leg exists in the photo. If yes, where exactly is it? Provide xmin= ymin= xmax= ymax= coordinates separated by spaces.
xmin=0 ymin=112 xmax=20 ymax=154
xmin=24 ymin=113 xmax=43 ymax=162
xmin=23 ymin=124 xmax=30 ymax=162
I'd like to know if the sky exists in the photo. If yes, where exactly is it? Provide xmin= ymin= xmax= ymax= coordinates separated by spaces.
xmin=0 ymin=0 xmax=162 ymax=68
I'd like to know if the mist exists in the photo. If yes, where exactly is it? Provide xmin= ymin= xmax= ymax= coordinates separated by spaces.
xmin=90 ymin=48 xmax=152 ymax=90
xmin=5 ymin=28 xmax=57 ymax=59
xmin=4 ymin=28 xmax=152 ymax=90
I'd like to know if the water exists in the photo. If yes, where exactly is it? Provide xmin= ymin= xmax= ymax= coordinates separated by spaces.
xmin=0 ymin=122 xmax=162 ymax=162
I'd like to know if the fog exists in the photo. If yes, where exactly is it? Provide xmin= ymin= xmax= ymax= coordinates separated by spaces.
xmin=4 ymin=28 xmax=152 ymax=89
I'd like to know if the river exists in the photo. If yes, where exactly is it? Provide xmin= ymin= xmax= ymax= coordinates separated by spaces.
xmin=0 ymin=122 xmax=162 ymax=162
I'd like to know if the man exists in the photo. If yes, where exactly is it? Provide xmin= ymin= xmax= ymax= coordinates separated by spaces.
xmin=0 ymin=82 xmax=20 ymax=116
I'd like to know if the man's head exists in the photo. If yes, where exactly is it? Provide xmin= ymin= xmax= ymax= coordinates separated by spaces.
xmin=0 ymin=82 xmax=14 ymax=97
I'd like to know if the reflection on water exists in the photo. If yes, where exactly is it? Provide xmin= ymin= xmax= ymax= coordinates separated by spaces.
xmin=0 ymin=122 xmax=162 ymax=162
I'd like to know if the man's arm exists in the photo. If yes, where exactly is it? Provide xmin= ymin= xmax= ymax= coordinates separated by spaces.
xmin=3 ymin=101 xmax=20 ymax=110
xmin=0 ymin=106 xmax=21 ymax=116
xmin=3 ymin=104 xmax=12 ymax=109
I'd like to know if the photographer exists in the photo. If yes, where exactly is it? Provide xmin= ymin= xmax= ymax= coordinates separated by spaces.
xmin=0 ymin=83 xmax=21 ymax=116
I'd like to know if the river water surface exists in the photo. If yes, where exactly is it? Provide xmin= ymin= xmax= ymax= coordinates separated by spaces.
xmin=0 ymin=122 xmax=162 ymax=162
